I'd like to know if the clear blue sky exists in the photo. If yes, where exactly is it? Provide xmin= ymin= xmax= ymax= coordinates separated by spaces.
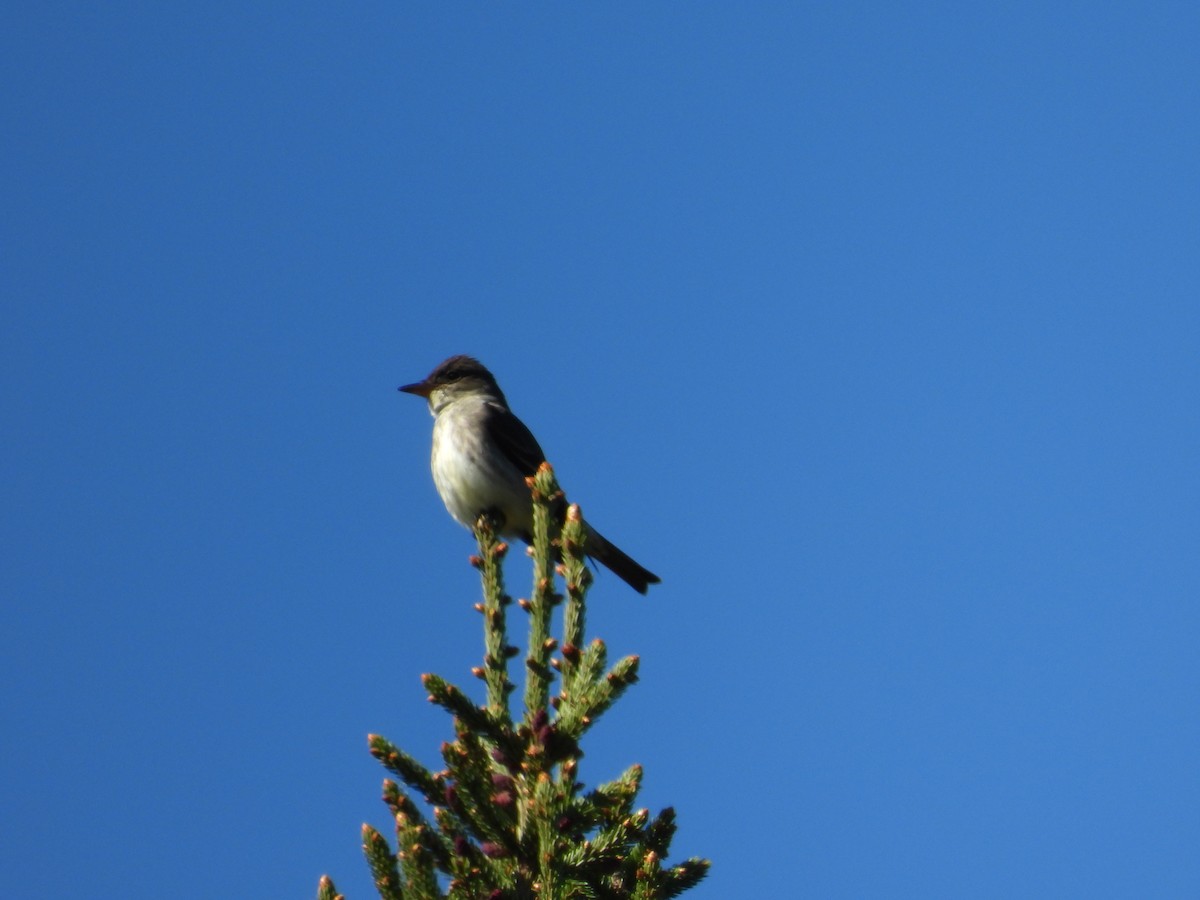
xmin=3 ymin=4 xmax=1197 ymax=898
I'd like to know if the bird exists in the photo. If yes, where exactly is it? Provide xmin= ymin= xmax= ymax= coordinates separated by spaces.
xmin=398 ymin=355 xmax=660 ymax=594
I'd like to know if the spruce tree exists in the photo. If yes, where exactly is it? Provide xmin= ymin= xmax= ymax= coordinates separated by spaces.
xmin=319 ymin=464 xmax=710 ymax=899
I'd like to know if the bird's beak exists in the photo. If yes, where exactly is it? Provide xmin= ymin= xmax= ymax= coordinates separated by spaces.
xmin=398 ymin=379 xmax=432 ymax=396
xmin=398 ymin=380 xmax=433 ymax=398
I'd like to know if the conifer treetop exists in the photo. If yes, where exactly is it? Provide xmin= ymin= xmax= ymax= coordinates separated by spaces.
xmin=320 ymin=463 xmax=710 ymax=899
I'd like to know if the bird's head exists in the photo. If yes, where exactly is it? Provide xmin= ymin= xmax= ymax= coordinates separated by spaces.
xmin=399 ymin=355 xmax=507 ymax=413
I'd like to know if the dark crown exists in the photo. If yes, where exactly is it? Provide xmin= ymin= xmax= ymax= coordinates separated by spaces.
xmin=428 ymin=355 xmax=497 ymax=386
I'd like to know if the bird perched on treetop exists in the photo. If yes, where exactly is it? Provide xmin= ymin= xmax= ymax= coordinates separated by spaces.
xmin=399 ymin=356 xmax=660 ymax=594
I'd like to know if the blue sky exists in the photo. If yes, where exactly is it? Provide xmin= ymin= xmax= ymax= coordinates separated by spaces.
xmin=2 ymin=3 xmax=1197 ymax=897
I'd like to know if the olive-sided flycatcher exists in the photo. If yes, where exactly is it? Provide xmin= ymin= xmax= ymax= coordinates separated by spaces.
xmin=399 ymin=356 xmax=659 ymax=593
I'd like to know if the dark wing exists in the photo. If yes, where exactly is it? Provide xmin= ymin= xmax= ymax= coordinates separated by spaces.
xmin=482 ymin=402 xmax=546 ymax=476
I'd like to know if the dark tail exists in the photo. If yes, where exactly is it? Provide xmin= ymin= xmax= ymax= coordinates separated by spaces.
xmin=585 ymin=525 xmax=660 ymax=595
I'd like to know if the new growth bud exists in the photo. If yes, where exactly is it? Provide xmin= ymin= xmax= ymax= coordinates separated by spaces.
xmin=480 ymin=841 xmax=506 ymax=859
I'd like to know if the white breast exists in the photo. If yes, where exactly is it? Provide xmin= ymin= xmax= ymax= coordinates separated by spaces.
xmin=430 ymin=398 xmax=534 ymax=537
